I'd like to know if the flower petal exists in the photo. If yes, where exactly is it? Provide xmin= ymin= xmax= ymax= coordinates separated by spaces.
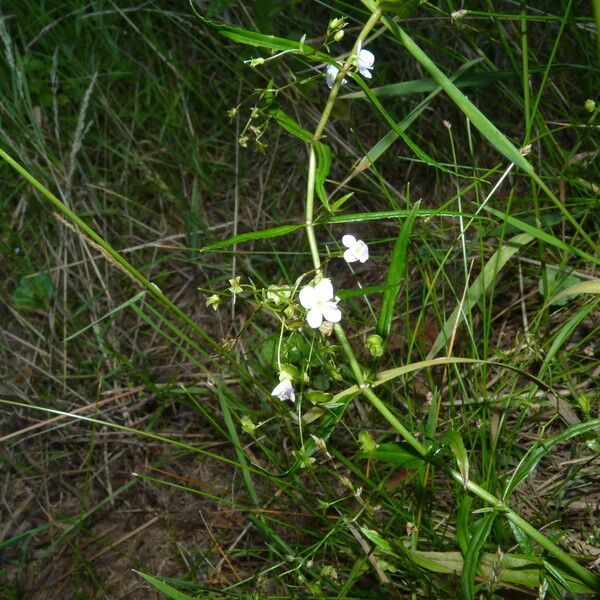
xmin=271 ymin=380 xmax=295 ymax=402
xmin=299 ymin=284 xmax=317 ymax=309
xmin=359 ymin=67 xmax=372 ymax=79
xmin=314 ymin=278 xmax=334 ymax=302
xmin=322 ymin=302 xmax=342 ymax=323
xmin=306 ymin=307 xmax=323 ymax=328
xmin=358 ymin=49 xmax=375 ymax=69
xmin=325 ymin=64 xmax=338 ymax=89
xmin=342 ymin=234 xmax=356 ymax=248
xmin=356 ymin=240 xmax=369 ymax=262
xmin=343 ymin=248 xmax=357 ymax=263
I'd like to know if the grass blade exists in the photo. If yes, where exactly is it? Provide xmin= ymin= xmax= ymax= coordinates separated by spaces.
xmin=376 ymin=201 xmax=420 ymax=340
xmin=134 ymin=571 xmax=195 ymax=600
xmin=460 ymin=512 xmax=497 ymax=600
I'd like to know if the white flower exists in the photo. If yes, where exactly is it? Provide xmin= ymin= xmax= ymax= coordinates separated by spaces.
xmin=271 ymin=379 xmax=295 ymax=402
xmin=356 ymin=41 xmax=375 ymax=79
xmin=342 ymin=235 xmax=369 ymax=263
xmin=299 ymin=278 xmax=342 ymax=328
xmin=325 ymin=63 xmax=347 ymax=89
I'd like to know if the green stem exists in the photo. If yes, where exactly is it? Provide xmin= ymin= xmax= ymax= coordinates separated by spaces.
xmin=305 ymin=147 xmax=321 ymax=274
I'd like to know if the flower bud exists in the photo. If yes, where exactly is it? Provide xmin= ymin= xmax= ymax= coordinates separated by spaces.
xmin=241 ymin=416 xmax=256 ymax=434
xmin=366 ymin=334 xmax=384 ymax=357
xmin=333 ymin=29 xmax=344 ymax=42
xmin=584 ymin=98 xmax=596 ymax=112
xmin=328 ymin=17 xmax=345 ymax=31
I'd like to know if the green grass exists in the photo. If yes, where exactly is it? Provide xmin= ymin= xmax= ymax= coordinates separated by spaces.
xmin=1 ymin=1 xmax=599 ymax=598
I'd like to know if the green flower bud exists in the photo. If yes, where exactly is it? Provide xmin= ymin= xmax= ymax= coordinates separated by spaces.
xmin=366 ymin=334 xmax=384 ymax=357
xmin=358 ymin=430 xmax=378 ymax=454
xmin=241 ymin=416 xmax=256 ymax=434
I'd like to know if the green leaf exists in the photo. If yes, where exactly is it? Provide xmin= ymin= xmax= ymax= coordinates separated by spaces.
xmin=314 ymin=141 xmax=332 ymax=211
xmin=539 ymin=266 xmax=581 ymax=306
xmin=408 ymin=550 xmax=595 ymax=593
xmin=329 ymin=192 xmax=354 ymax=213
xmin=359 ymin=527 xmax=397 ymax=555
xmin=200 ymin=224 xmax=302 ymax=252
xmin=482 ymin=205 xmax=599 ymax=265
xmin=189 ymin=5 xmax=320 ymax=54
xmin=456 ymin=496 xmax=473 ymax=555
xmin=366 ymin=443 xmax=426 ymax=469
xmin=460 ymin=513 xmax=497 ymax=600
xmin=376 ymin=201 xmax=420 ymax=340
xmin=12 ymin=272 xmax=54 ymax=312
xmin=428 ymin=233 xmax=534 ymax=358
xmin=267 ymin=107 xmax=312 ymax=142
xmin=444 ymin=431 xmax=469 ymax=489
xmin=549 ymin=279 xmax=600 ymax=306
xmin=134 ymin=571 xmax=195 ymax=600
xmin=538 ymin=300 xmax=598 ymax=377
xmin=66 ymin=291 xmax=146 ymax=341
xmin=502 ymin=420 xmax=600 ymax=501
xmin=331 ymin=356 xmax=547 ymax=404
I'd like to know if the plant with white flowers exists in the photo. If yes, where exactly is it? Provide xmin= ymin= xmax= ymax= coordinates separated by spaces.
xmin=299 ymin=278 xmax=341 ymax=329
xmin=342 ymin=234 xmax=369 ymax=264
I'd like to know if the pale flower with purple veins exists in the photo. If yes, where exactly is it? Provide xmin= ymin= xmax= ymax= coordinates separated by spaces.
xmin=342 ymin=235 xmax=369 ymax=264
xmin=299 ymin=278 xmax=342 ymax=329
xmin=356 ymin=41 xmax=375 ymax=79
xmin=271 ymin=379 xmax=295 ymax=402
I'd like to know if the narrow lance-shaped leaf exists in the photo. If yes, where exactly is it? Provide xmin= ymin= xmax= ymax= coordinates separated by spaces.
xmin=134 ymin=571 xmax=195 ymax=600
xmin=314 ymin=141 xmax=332 ymax=212
xmin=200 ymin=224 xmax=302 ymax=252
xmin=189 ymin=3 xmax=320 ymax=55
xmin=377 ymin=201 xmax=420 ymax=340
xmin=460 ymin=512 xmax=498 ymax=600
xmin=267 ymin=107 xmax=312 ymax=142
xmin=482 ymin=205 xmax=600 ymax=266
xmin=340 ymin=64 xmax=555 ymax=100
xmin=549 ymin=279 xmax=600 ymax=305
xmin=444 ymin=431 xmax=470 ymax=489
xmin=456 ymin=496 xmax=474 ymax=555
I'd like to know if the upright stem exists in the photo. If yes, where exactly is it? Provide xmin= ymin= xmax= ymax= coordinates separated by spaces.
xmin=305 ymin=147 xmax=321 ymax=275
